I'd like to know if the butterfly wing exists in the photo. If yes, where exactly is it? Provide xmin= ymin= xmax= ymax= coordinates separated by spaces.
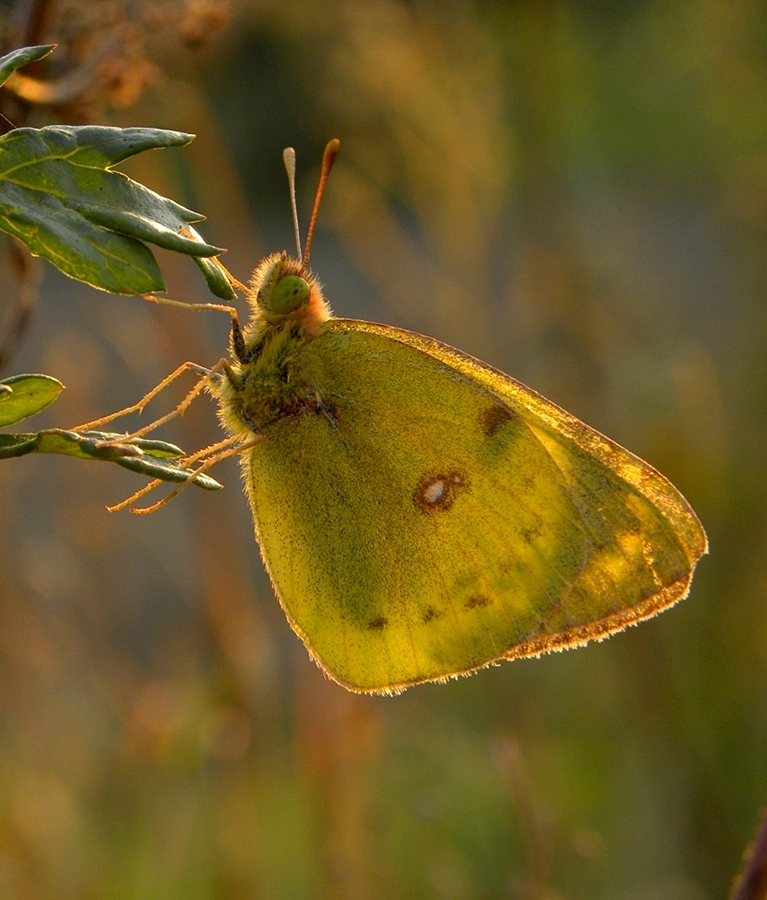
xmin=243 ymin=319 xmax=706 ymax=693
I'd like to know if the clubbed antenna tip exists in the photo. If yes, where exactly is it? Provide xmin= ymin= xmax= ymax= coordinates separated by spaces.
xmin=303 ymin=138 xmax=340 ymax=267
xmin=283 ymin=147 xmax=301 ymax=259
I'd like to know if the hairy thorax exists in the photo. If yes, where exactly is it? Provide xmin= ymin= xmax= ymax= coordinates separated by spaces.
xmin=217 ymin=324 xmax=320 ymax=435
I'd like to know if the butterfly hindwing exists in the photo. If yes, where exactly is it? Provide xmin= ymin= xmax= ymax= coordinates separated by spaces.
xmin=243 ymin=320 xmax=705 ymax=693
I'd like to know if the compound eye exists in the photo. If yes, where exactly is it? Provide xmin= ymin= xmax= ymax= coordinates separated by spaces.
xmin=271 ymin=275 xmax=310 ymax=313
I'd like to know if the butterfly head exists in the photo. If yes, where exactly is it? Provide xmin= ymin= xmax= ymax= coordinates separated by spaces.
xmin=247 ymin=251 xmax=331 ymax=333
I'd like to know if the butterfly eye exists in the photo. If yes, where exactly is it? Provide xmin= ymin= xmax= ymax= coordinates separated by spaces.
xmin=271 ymin=275 xmax=310 ymax=313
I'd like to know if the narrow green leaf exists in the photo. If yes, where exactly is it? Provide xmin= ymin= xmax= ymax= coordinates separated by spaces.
xmin=193 ymin=255 xmax=238 ymax=301
xmin=0 ymin=432 xmax=38 ymax=457
xmin=0 ymin=125 xmax=223 ymax=294
xmin=0 ymin=45 xmax=55 ymax=89
xmin=186 ymin=225 xmax=237 ymax=300
xmin=0 ymin=373 xmax=63 ymax=425
xmin=0 ymin=426 xmax=222 ymax=490
xmin=79 ymin=433 xmax=187 ymax=460
xmin=109 ymin=452 xmax=223 ymax=489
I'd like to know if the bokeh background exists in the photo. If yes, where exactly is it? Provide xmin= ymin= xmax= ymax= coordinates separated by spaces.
xmin=0 ymin=0 xmax=762 ymax=897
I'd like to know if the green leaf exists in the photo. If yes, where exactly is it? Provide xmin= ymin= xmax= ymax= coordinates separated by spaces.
xmin=0 ymin=125 xmax=223 ymax=294
xmin=0 ymin=373 xmax=63 ymax=425
xmin=193 ymin=255 xmax=238 ymax=301
xmin=0 ymin=432 xmax=37 ymax=456
xmin=0 ymin=427 xmax=222 ymax=490
xmin=183 ymin=225 xmax=236 ymax=300
xmin=0 ymin=45 xmax=55 ymax=89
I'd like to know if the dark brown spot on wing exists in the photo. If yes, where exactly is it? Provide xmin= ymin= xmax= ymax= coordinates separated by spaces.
xmin=414 ymin=470 xmax=469 ymax=514
xmin=368 ymin=616 xmax=388 ymax=630
xmin=423 ymin=606 xmax=443 ymax=624
xmin=521 ymin=524 xmax=543 ymax=543
xmin=465 ymin=595 xmax=492 ymax=610
xmin=481 ymin=404 xmax=513 ymax=437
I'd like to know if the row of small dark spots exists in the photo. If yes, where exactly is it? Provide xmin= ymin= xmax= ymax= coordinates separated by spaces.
xmin=465 ymin=595 xmax=492 ymax=609
xmin=372 ymin=598 xmax=493 ymax=628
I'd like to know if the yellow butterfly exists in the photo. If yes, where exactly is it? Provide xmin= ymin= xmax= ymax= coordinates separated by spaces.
xmin=112 ymin=140 xmax=708 ymax=694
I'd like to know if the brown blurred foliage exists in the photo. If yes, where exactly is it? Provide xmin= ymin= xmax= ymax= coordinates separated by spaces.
xmin=0 ymin=0 xmax=765 ymax=897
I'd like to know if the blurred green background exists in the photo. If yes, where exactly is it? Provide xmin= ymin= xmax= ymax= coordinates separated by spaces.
xmin=0 ymin=0 xmax=762 ymax=897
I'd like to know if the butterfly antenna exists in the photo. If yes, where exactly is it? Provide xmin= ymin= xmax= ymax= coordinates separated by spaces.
xmin=303 ymin=138 xmax=340 ymax=267
xmin=0 ymin=110 xmax=16 ymax=132
xmin=283 ymin=147 xmax=302 ymax=259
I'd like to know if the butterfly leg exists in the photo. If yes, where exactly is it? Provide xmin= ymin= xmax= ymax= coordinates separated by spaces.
xmin=77 ymin=357 xmax=237 ymax=449
xmin=71 ymin=361 xmax=216 ymax=432
xmin=141 ymin=293 xmax=239 ymax=316
xmin=141 ymin=289 xmax=250 ymax=368
xmin=114 ymin=356 xmax=238 ymax=442
xmin=106 ymin=433 xmax=246 ymax=513
xmin=117 ymin=435 xmax=262 ymax=515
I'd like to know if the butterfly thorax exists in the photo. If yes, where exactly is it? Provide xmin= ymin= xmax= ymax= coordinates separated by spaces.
xmin=217 ymin=252 xmax=334 ymax=436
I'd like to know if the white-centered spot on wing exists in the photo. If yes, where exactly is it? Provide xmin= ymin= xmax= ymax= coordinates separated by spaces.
xmin=414 ymin=470 xmax=469 ymax=514
xmin=423 ymin=479 xmax=446 ymax=504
